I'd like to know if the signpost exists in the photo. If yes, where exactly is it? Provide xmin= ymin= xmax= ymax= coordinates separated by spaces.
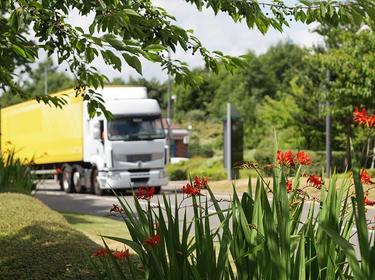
xmin=224 ymin=103 xmax=243 ymax=180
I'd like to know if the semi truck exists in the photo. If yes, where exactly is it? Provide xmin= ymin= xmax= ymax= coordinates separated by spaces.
xmin=0 ymin=86 xmax=168 ymax=195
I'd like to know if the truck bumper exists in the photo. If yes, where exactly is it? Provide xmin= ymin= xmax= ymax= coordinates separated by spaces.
xmin=97 ymin=169 xmax=168 ymax=190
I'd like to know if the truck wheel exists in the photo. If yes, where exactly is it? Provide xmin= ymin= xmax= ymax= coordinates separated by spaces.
xmin=154 ymin=186 xmax=161 ymax=194
xmin=72 ymin=165 xmax=85 ymax=193
xmin=91 ymin=168 xmax=104 ymax=196
xmin=62 ymin=165 xmax=74 ymax=193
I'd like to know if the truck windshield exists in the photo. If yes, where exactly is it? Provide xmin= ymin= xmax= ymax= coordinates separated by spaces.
xmin=108 ymin=116 xmax=165 ymax=141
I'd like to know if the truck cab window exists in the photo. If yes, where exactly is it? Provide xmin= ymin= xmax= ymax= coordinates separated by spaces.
xmin=99 ymin=120 xmax=104 ymax=143
xmin=108 ymin=116 xmax=165 ymax=141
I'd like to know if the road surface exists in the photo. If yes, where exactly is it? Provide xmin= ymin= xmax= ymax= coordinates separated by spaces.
xmin=34 ymin=179 xmax=374 ymax=257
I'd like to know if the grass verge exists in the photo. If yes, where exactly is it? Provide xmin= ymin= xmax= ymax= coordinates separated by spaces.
xmin=0 ymin=193 xmax=98 ymax=279
xmin=61 ymin=212 xmax=131 ymax=250
xmin=208 ymin=175 xmax=375 ymax=200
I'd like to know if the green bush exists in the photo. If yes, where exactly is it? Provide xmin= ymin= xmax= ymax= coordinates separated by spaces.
xmin=0 ymin=149 xmax=35 ymax=194
xmin=167 ymin=157 xmax=227 ymax=180
xmin=188 ymin=142 xmax=215 ymax=157
xmin=0 ymin=193 xmax=98 ymax=279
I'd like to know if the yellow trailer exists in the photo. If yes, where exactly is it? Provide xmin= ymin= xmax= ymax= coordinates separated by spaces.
xmin=0 ymin=89 xmax=83 ymax=164
xmin=0 ymin=86 xmax=168 ymax=196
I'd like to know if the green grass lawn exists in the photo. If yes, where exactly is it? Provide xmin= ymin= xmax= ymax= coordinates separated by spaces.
xmin=0 ymin=193 xmax=100 ymax=279
xmin=61 ymin=212 xmax=131 ymax=250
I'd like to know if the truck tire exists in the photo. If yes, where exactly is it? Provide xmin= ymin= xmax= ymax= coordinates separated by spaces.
xmin=72 ymin=164 xmax=85 ymax=193
xmin=62 ymin=165 xmax=74 ymax=193
xmin=91 ymin=168 xmax=104 ymax=196
xmin=154 ymin=186 xmax=161 ymax=194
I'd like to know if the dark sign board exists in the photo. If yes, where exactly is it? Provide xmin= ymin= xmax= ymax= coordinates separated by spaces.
xmin=224 ymin=104 xmax=243 ymax=180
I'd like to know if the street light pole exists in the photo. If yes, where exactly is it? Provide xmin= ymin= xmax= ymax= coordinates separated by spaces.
xmin=44 ymin=63 xmax=48 ymax=95
xmin=325 ymin=69 xmax=332 ymax=177
xmin=166 ymin=51 xmax=172 ymax=164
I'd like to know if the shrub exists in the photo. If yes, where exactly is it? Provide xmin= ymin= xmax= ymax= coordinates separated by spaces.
xmin=94 ymin=158 xmax=375 ymax=279
xmin=0 ymin=148 xmax=35 ymax=194
xmin=167 ymin=157 xmax=227 ymax=181
xmin=0 ymin=193 xmax=98 ymax=279
xmin=188 ymin=142 xmax=215 ymax=157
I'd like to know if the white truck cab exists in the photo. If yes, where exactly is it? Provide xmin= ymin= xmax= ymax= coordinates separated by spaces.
xmin=84 ymin=87 xmax=168 ymax=195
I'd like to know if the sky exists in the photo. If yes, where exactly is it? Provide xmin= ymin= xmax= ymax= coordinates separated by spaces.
xmin=58 ymin=0 xmax=323 ymax=82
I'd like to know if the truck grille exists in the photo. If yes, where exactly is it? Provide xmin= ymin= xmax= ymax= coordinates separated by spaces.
xmin=131 ymin=177 xmax=149 ymax=184
xmin=127 ymin=154 xmax=152 ymax=162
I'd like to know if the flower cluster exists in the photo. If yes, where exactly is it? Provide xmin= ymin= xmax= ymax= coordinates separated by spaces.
xmin=112 ymin=249 xmax=131 ymax=260
xmin=110 ymin=204 xmax=124 ymax=214
xmin=354 ymin=107 xmax=375 ymax=128
xmin=276 ymin=150 xmax=294 ymax=166
xmin=276 ymin=150 xmax=312 ymax=166
xmin=92 ymin=247 xmax=109 ymax=257
xmin=286 ymin=179 xmax=293 ymax=193
xmin=143 ymin=234 xmax=161 ymax=246
xmin=360 ymin=169 xmax=373 ymax=185
xmin=364 ymin=197 xmax=375 ymax=206
xmin=194 ymin=176 xmax=208 ymax=189
xmin=92 ymin=247 xmax=131 ymax=260
xmin=136 ymin=187 xmax=155 ymax=200
xmin=307 ymin=174 xmax=323 ymax=190
xmin=182 ymin=176 xmax=208 ymax=196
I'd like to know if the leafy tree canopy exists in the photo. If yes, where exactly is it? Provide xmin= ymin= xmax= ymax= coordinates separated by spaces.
xmin=1 ymin=0 xmax=375 ymax=117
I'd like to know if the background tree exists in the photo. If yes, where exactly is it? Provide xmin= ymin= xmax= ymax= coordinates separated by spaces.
xmin=1 ymin=0 xmax=374 ymax=115
xmin=308 ymin=26 xmax=375 ymax=164
xmin=0 ymin=58 xmax=74 ymax=107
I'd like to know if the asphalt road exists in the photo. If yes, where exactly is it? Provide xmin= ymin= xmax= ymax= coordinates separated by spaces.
xmin=34 ymin=179 xmax=374 ymax=256
xmin=33 ymin=180 xmax=231 ymax=227
xmin=34 ymin=179 xmax=375 ymax=221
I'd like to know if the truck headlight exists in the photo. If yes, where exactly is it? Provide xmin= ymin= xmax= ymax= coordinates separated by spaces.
xmin=159 ymin=169 xmax=167 ymax=178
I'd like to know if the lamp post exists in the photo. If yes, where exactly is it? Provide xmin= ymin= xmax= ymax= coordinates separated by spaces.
xmin=166 ymin=51 xmax=172 ymax=164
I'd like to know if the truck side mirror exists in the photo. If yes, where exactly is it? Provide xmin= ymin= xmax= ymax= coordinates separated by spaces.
xmin=93 ymin=128 xmax=101 ymax=140
xmin=93 ymin=121 xmax=104 ymax=142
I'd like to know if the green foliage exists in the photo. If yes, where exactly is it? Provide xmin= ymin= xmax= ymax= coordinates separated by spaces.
xmin=167 ymin=157 xmax=226 ymax=180
xmin=188 ymin=142 xmax=215 ymax=158
xmin=96 ymin=157 xmax=375 ymax=279
xmin=0 ymin=148 xmax=35 ymax=194
xmin=0 ymin=58 xmax=74 ymax=107
xmin=306 ymin=27 xmax=375 ymax=158
xmin=172 ymin=27 xmax=374 ymax=159
xmin=0 ymin=193 xmax=98 ymax=279
xmin=173 ymin=43 xmax=311 ymax=150
xmin=1 ymin=0 xmax=374 ymax=116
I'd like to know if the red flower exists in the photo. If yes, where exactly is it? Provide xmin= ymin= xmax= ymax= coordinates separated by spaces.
xmin=182 ymin=183 xmax=201 ymax=196
xmin=55 ymin=167 xmax=62 ymax=174
xmin=354 ymin=107 xmax=375 ymax=128
xmin=112 ymin=248 xmax=130 ymax=260
xmin=307 ymin=175 xmax=323 ymax=189
xmin=296 ymin=151 xmax=312 ymax=166
xmin=110 ymin=204 xmax=124 ymax=214
xmin=286 ymin=179 xmax=292 ymax=193
xmin=92 ymin=247 xmax=109 ymax=257
xmin=144 ymin=234 xmax=161 ymax=246
xmin=360 ymin=169 xmax=373 ymax=185
xmin=193 ymin=176 xmax=208 ymax=189
xmin=354 ymin=107 xmax=368 ymax=125
xmin=276 ymin=149 xmax=294 ymax=166
xmin=136 ymin=187 xmax=155 ymax=200
xmin=364 ymin=197 xmax=375 ymax=206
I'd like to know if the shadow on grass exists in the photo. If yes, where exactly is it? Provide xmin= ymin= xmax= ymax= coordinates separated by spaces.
xmin=0 ymin=221 xmax=99 ymax=280
xmin=62 ymin=212 xmax=98 ymax=225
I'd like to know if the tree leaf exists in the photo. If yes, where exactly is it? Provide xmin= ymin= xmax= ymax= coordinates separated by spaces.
xmin=123 ymin=53 xmax=142 ymax=74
